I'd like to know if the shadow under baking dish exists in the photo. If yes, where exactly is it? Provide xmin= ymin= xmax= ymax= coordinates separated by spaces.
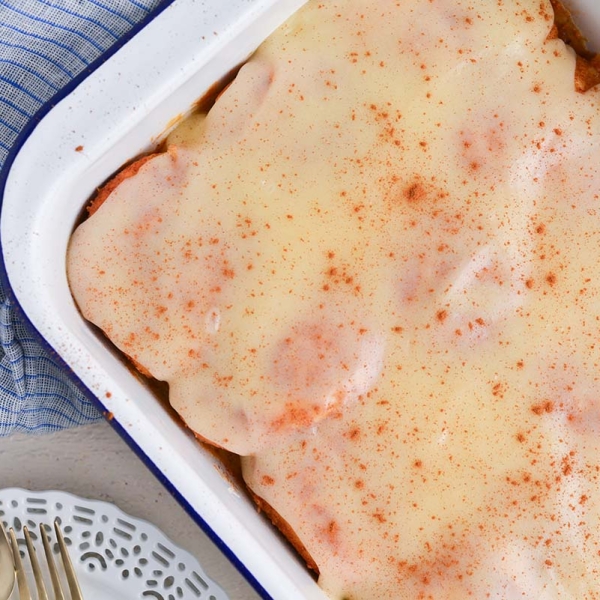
xmin=0 ymin=0 xmax=329 ymax=599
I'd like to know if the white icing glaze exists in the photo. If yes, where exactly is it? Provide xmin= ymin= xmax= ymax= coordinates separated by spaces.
xmin=68 ymin=0 xmax=600 ymax=597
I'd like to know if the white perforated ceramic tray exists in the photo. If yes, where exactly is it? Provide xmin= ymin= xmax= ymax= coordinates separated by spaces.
xmin=1 ymin=1 xmax=599 ymax=600
xmin=0 ymin=488 xmax=228 ymax=600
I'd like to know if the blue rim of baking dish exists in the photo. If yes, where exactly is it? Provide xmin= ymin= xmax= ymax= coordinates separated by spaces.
xmin=0 ymin=4 xmax=273 ymax=600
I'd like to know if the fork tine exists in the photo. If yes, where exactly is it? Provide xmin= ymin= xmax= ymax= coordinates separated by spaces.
xmin=54 ymin=521 xmax=83 ymax=600
xmin=39 ymin=524 xmax=65 ymax=600
xmin=23 ymin=527 xmax=49 ymax=600
xmin=8 ymin=529 xmax=30 ymax=600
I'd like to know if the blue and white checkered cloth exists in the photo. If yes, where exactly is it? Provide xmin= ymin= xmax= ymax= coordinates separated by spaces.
xmin=0 ymin=0 xmax=167 ymax=435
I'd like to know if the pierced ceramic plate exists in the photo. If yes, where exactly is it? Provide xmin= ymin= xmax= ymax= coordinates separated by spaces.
xmin=0 ymin=489 xmax=228 ymax=600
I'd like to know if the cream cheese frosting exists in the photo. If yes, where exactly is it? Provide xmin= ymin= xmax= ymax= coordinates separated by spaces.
xmin=68 ymin=0 xmax=600 ymax=597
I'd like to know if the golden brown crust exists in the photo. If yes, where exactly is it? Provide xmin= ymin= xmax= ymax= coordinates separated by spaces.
xmin=87 ymin=153 xmax=158 ymax=216
xmin=575 ymin=54 xmax=600 ymax=92
xmin=193 ymin=430 xmax=228 ymax=450
xmin=127 ymin=354 xmax=154 ymax=378
xmin=550 ymin=0 xmax=594 ymax=59
xmin=191 ymin=431 xmax=246 ymax=483
xmin=247 ymin=487 xmax=320 ymax=575
xmin=550 ymin=0 xmax=600 ymax=92
xmin=546 ymin=23 xmax=559 ymax=41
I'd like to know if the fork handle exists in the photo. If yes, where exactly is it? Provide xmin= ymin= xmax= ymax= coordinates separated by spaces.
xmin=54 ymin=521 xmax=84 ymax=600
xmin=23 ymin=527 xmax=48 ymax=600
xmin=40 ymin=525 xmax=65 ymax=600
xmin=8 ymin=530 xmax=30 ymax=600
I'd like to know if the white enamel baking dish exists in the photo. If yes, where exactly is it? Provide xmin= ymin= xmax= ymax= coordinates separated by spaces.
xmin=1 ymin=0 xmax=599 ymax=599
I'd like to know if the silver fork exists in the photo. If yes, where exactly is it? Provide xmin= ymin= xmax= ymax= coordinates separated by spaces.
xmin=8 ymin=520 xmax=84 ymax=600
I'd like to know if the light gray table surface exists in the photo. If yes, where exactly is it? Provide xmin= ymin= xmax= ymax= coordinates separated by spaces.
xmin=0 ymin=420 xmax=260 ymax=599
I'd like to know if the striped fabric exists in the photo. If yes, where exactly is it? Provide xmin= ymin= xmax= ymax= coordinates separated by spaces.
xmin=0 ymin=0 xmax=166 ymax=435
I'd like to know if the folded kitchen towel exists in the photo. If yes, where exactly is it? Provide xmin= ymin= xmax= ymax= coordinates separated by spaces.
xmin=0 ymin=0 xmax=166 ymax=435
